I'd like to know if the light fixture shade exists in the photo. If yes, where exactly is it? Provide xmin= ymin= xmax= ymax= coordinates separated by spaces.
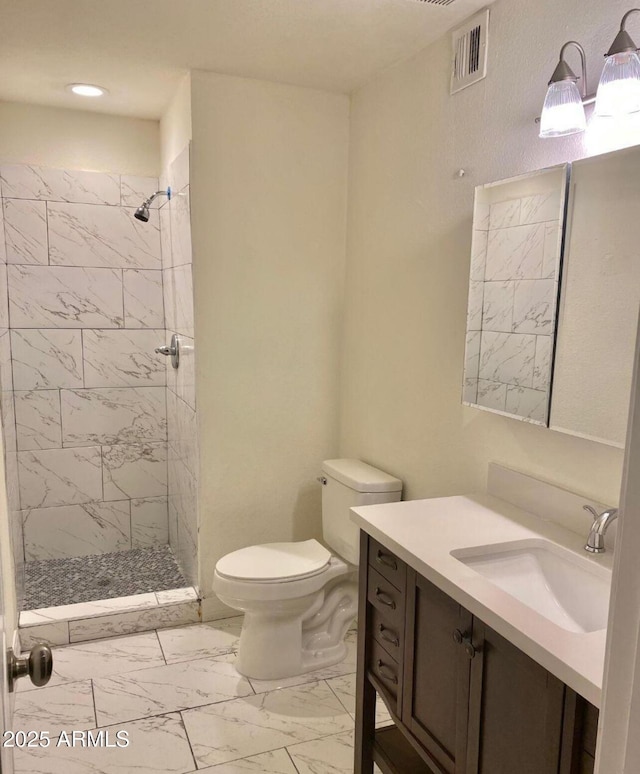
xmin=595 ymin=51 xmax=640 ymax=117
xmin=539 ymin=80 xmax=587 ymax=138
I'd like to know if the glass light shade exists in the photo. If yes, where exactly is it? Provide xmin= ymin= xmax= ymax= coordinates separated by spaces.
xmin=595 ymin=51 xmax=640 ymax=117
xmin=539 ymin=80 xmax=587 ymax=138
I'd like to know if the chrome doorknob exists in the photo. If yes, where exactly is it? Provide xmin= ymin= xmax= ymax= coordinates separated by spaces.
xmin=8 ymin=644 xmax=53 ymax=692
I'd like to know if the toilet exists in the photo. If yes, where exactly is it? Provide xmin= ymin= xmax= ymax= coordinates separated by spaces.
xmin=213 ymin=459 xmax=402 ymax=680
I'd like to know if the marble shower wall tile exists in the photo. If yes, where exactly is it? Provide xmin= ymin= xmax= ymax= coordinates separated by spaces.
xmin=533 ymin=335 xmax=552 ymax=392
xmin=169 ymin=187 xmax=192 ymax=268
xmin=131 ymin=496 xmax=169 ymax=547
xmin=466 ymin=280 xmax=484 ymax=332
xmin=476 ymin=379 xmax=507 ymax=412
xmin=505 ymin=385 xmax=548 ymax=424
xmin=478 ymin=331 xmax=536 ymax=387
xmin=489 ymin=199 xmax=520 ymax=229
xmin=481 ymin=281 xmax=514 ymax=333
xmin=23 ymin=500 xmax=131 ymax=560
xmin=464 ymin=331 xmax=481 ymax=381
xmin=0 ymin=197 xmax=6 ymax=263
xmin=164 ymin=263 xmax=194 ymax=337
xmin=123 ymin=269 xmax=165 ymax=328
xmin=8 ymin=265 xmax=124 ymax=328
xmin=512 ymin=279 xmax=556 ymax=335
xmin=166 ymin=334 xmax=195 ymax=409
xmin=18 ymin=446 xmax=102 ymax=509
xmin=48 ymin=202 xmax=161 ymax=270
xmin=160 ymin=205 xmax=172 ymax=269
xmin=543 ymin=223 xmax=561 ymax=280
xmin=102 ymin=442 xmax=168 ymax=500
xmin=520 ymin=191 xmax=562 ymax=225
xmin=61 ymin=386 xmax=167 ymax=446
xmin=3 ymin=199 xmax=48 ymax=264
xmin=15 ymin=390 xmax=62 ymax=450
xmin=0 ymin=264 xmax=8 ymax=330
xmin=470 ymin=230 xmax=488 ymax=281
xmin=485 ymin=223 xmax=545 ymax=282
xmin=0 ymin=165 xmax=120 ymax=204
xmin=120 ymin=175 xmax=160 ymax=208
xmin=11 ymin=329 xmax=83 ymax=389
xmin=82 ymin=329 xmax=166 ymax=388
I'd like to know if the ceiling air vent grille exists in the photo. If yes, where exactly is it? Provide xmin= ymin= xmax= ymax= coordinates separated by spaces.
xmin=450 ymin=9 xmax=489 ymax=94
xmin=415 ymin=0 xmax=457 ymax=6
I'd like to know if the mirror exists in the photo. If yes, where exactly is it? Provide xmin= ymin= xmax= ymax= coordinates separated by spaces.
xmin=550 ymin=146 xmax=640 ymax=448
xmin=463 ymin=165 xmax=569 ymax=425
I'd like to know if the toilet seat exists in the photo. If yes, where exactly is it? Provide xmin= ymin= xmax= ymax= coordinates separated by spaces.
xmin=215 ymin=539 xmax=332 ymax=583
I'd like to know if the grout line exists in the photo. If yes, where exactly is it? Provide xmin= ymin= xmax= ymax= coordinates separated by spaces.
xmin=177 ymin=711 xmax=199 ymax=772
xmin=285 ymin=746 xmax=303 ymax=773
xmin=90 ymin=679 xmax=98 ymax=729
xmin=154 ymin=628 xmax=168 ymax=665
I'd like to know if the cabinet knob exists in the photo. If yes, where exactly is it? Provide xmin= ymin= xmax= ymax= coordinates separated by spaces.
xmin=453 ymin=629 xmax=464 ymax=645
xmin=464 ymin=641 xmax=476 ymax=660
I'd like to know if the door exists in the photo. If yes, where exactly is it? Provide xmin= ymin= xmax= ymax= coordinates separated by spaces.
xmin=402 ymin=570 xmax=473 ymax=773
xmin=466 ymin=621 xmax=565 ymax=774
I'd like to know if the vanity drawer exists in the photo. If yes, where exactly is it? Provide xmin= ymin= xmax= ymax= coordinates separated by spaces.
xmin=368 ymin=566 xmax=404 ymax=630
xmin=369 ymin=537 xmax=406 ymax=593
xmin=371 ymin=606 xmax=403 ymax=663
xmin=369 ymin=638 xmax=401 ymax=709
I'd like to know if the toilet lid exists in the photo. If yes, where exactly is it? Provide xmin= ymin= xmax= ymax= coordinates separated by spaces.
xmin=216 ymin=539 xmax=332 ymax=582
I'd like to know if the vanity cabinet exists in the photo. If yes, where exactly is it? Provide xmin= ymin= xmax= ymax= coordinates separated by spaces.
xmin=355 ymin=533 xmax=599 ymax=774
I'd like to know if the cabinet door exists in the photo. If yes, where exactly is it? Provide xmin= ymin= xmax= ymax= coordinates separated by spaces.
xmin=402 ymin=570 xmax=473 ymax=774
xmin=466 ymin=621 xmax=565 ymax=774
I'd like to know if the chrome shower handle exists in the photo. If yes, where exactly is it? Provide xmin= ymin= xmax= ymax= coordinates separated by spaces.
xmin=155 ymin=333 xmax=180 ymax=370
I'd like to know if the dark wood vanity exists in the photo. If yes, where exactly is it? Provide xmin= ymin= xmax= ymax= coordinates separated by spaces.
xmin=355 ymin=532 xmax=599 ymax=774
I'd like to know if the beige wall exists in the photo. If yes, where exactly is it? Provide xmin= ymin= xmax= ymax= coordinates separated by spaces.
xmin=160 ymin=75 xmax=192 ymax=174
xmin=0 ymin=101 xmax=159 ymax=175
xmin=190 ymin=71 xmax=349 ymax=593
xmin=340 ymin=0 xmax=629 ymax=509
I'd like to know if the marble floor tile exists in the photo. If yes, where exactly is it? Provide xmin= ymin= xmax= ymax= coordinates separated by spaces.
xmin=13 ymin=713 xmax=196 ymax=774
xmin=191 ymin=748 xmax=298 ymax=773
xmin=287 ymin=729 xmax=356 ymax=774
xmin=157 ymin=617 xmax=244 ymax=664
xmin=18 ymin=632 xmax=165 ymax=692
xmin=182 ymin=680 xmax=353 ymax=768
xmin=248 ymin=631 xmax=357 ymax=694
xmin=94 ymin=653 xmax=254 ymax=725
xmin=325 ymin=673 xmax=393 ymax=728
xmin=13 ymin=679 xmax=95 ymax=737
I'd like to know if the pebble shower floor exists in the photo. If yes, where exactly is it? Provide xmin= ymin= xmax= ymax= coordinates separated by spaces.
xmin=23 ymin=545 xmax=188 ymax=609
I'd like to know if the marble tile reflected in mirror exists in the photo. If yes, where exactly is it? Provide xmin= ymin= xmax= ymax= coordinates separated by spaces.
xmin=463 ymin=165 xmax=569 ymax=425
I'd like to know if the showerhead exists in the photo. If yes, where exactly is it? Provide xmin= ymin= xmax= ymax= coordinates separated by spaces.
xmin=134 ymin=203 xmax=150 ymax=222
xmin=132 ymin=187 xmax=171 ymax=223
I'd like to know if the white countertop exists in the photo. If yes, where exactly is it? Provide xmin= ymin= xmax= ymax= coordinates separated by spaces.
xmin=351 ymin=493 xmax=613 ymax=707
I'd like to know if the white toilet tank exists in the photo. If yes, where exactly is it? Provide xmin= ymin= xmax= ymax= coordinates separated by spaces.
xmin=321 ymin=459 xmax=402 ymax=565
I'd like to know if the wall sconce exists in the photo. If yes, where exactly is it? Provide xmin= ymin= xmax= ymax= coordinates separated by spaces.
xmin=539 ymin=9 xmax=640 ymax=139
xmin=539 ymin=42 xmax=588 ymax=138
xmin=595 ymin=9 xmax=640 ymax=118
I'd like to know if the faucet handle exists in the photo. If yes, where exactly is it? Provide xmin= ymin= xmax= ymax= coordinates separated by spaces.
xmin=583 ymin=504 xmax=600 ymax=521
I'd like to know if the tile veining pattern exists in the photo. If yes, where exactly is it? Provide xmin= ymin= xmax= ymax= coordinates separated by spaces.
xmin=161 ymin=145 xmax=199 ymax=586
xmin=463 ymin=170 xmax=567 ymax=425
xmin=13 ymin=617 xmax=386 ymax=774
xmin=0 ymin=158 xmax=197 ymax=582
xmin=23 ymin=545 xmax=188 ymax=609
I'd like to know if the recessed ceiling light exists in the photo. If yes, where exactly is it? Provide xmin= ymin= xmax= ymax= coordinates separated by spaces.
xmin=66 ymin=83 xmax=108 ymax=98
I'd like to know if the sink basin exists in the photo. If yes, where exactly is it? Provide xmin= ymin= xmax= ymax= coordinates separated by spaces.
xmin=451 ymin=539 xmax=611 ymax=634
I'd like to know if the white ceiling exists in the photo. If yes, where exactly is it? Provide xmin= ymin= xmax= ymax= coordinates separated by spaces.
xmin=0 ymin=0 xmax=490 ymax=120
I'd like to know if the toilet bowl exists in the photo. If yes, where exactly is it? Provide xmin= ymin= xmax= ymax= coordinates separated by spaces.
xmin=213 ymin=459 xmax=402 ymax=680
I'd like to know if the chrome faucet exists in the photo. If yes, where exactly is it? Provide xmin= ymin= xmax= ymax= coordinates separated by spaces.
xmin=584 ymin=505 xmax=619 ymax=554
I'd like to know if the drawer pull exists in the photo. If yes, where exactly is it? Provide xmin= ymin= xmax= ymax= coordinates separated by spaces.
xmin=376 ymin=550 xmax=398 ymax=571
xmin=375 ymin=588 xmax=396 ymax=610
xmin=378 ymin=624 xmax=400 ymax=647
xmin=377 ymin=660 xmax=398 ymax=684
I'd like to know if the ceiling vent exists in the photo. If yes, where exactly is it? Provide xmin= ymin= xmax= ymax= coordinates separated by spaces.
xmin=450 ymin=9 xmax=489 ymax=94
xmin=414 ymin=0 xmax=457 ymax=6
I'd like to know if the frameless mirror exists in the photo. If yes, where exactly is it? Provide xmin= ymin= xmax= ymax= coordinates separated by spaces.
xmin=550 ymin=146 xmax=640 ymax=447
xmin=463 ymin=165 xmax=569 ymax=425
